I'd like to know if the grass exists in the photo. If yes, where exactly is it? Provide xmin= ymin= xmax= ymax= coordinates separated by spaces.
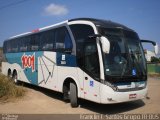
xmin=148 ymin=73 xmax=160 ymax=79
xmin=0 ymin=73 xmax=26 ymax=103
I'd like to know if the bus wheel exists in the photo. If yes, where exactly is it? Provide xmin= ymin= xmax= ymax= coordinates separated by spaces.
xmin=8 ymin=69 xmax=12 ymax=78
xmin=70 ymin=83 xmax=78 ymax=108
xmin=63 ymin=85 xmax=70 ymax=102
xmin=12 ymin=71 xmax=18 ymax=84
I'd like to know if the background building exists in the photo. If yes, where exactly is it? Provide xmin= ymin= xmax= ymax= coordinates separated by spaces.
xmin=144 ymin=49 xmax=156 ymax=62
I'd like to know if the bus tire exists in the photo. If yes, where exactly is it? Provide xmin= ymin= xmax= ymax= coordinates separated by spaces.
xmin=63 ymin=85 xmax=70 ymax=102
xmin=12 ymin=70 xmax=18 ymax=84
xmin=70 ymin=82 xmax=78 ymax=108
xmin=8 ymin=69 xmax=12 ymax=78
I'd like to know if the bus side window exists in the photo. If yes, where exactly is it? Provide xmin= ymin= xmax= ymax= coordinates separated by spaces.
xmin=55 ymin=27 xmax=73 ymax=53
xmin=11 ymin=39 xmax=18 ymax=52
xmin=20 ymin=37 xmax=27 ymax=52
xmin=69 ymin=24 xmax=95 ymax=67
xmin=40 ymin=30 xmax=55 ymax=51
xmin=30 ymin=34 xmax=39 ymax=51
xmin=25 ymin=36 xmax=31 ymax=51
xmin=84 ymin=41 xmax=100 ymax=78
xmin=5 ymin=41 xmax=11 ymax=53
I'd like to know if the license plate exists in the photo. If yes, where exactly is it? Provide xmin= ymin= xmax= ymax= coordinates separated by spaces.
xmin=129 ymin=94 xmax=137 ymax=99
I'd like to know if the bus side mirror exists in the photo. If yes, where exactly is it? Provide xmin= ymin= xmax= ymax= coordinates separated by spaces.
xmin=100 ymin=36 xmax=110 ymax=54
xmin=154 ymin=43 xmax=159 ymax=55
xmin=87 ymin=34 xmax=110 ymax=53
xmin=141 ymin=40 xmax=159 ymax=55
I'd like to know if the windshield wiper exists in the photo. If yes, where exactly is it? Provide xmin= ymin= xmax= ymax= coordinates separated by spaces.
xmin=120 ymin=56 xmax=127 ymax=78
xmin=130 ymin=50 xmax=145 ymax=76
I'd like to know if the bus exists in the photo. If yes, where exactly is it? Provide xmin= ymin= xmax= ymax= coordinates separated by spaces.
xmin=2 ymin=18 xmax=158 ymax=107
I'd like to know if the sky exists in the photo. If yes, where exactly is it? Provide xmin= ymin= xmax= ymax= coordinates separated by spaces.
xmin=0 ymin=0 xmax=160 ymax=55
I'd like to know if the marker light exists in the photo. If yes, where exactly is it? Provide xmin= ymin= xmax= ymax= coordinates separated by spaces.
xmin=32 ymin=29 xmax=39 ymax=33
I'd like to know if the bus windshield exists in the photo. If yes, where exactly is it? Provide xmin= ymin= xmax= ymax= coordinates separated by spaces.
xmin=98 ymin=28 xmax=147 ymax=81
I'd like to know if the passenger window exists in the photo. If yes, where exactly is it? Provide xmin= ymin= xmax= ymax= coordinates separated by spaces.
xmin=11 ymin=39 xmax=18 ymax=52
xmin=30 ymin=34 xmax=39 ymax=51
xmin=6 ymin=40 xmax=12 ymax=53
xmin=55 ymin=27 xmax=73 ymax=52
xmin=26 ymin=36 xmax=31 ymax=51
xmin=20 ymin=37 xmax=28 ymax=52
xmin=40 ymin=30 xmax=55 ymax=51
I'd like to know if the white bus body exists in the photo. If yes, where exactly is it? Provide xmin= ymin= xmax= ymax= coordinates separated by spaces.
xmin=2 ymin=18 xmax=153 ymax=107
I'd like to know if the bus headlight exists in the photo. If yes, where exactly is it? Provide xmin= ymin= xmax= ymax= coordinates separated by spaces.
xmin=142 ymin=81 xmax=147 ymax=88
xmin=112 ymin=85 xmax=118 ymax=91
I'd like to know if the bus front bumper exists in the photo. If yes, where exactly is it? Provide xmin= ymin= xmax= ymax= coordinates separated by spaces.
xmin=100 ymin=84 xmax=148 ymax=104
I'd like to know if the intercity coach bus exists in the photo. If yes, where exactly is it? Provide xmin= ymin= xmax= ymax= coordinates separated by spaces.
xmin=2 ymin=18 xmax=158 ymax=107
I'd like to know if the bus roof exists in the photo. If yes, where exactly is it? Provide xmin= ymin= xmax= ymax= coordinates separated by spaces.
xmin=69 ymin=18 xmax=134 ymax=32
xmin=9 ymin=20 xmax=68 ymax=40
xmin=8 ymin=18 xmax=134 ymax=40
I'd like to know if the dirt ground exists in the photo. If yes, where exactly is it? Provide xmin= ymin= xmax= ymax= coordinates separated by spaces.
xmin=0 ymin=77 xmax=160 ymax=114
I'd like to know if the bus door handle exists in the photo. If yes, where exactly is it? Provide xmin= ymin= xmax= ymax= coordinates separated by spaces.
xmin=85 ymin=77 xmax=88 ymax=80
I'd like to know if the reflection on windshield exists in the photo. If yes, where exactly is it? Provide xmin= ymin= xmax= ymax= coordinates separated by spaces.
xmin=127 ymin=38 xmax=146 ymax=76
xmin=104 ymin=35 xmax=128 ymax=76
xmin=100 ymin=28 xmax=146 ymax=77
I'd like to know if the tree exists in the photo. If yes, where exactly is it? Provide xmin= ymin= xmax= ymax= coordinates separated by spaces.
xmin=151 ymin=56 xmax=160 ymax=63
